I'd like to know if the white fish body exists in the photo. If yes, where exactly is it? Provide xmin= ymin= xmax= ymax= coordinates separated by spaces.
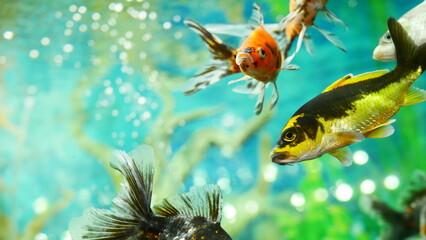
xmin=373 ymin=0 xmax=426 ymax=61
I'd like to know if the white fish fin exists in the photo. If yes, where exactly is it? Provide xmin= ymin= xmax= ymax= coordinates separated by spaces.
xmin=365 ymin=122 xmax=395 ymax=138
xmin=228 ymin=75 xmax=252 ymax=85
xmin=270 ymin=82 xmax=279 ymax=110
xmin=70 ymin=145 xmax=156 ymax=239
xmin=402 ymin=86 xmax=426 ymax=106
xmin=320 ymin=8 xmax=348 ymax=30
xmin=278 ymin=11 xmax=298 ymax=31
xmin=328 ymin=147 xmax=353 ymax=166
xmin=303 ymin=35 xmax=315 ymax=55
xmin=248 ymin=3 xmax=263 ymax=29
xmin=281 ymin=64 xmax=300 ymax=71
xmin=183 ymin=60 xmax=235 ymax=95
xmin=312 ymin=25 xmax=347 ymax=52
xmin=282 ymin=24 xmax=306 ymax=67
xmin=153 ymin=184 xmax=223 ymax=223
xmin=254 ymin=84 xmax=266 ymax=115
xmin=232 ymin=79 xmax=261 ymax=95
xmin=204 ymin=23 xmax=251 ymax=37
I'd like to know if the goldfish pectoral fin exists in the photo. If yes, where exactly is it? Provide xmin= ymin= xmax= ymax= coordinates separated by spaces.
xmin=70 ymin=146 xmax=156 ymax=239
xmin=303 ymin=35 xmax=315 ymax=55
xmin=183 ymin=61 xmax=235 ymax=95
xmin=312 ymin=25 xmax=347 ymax=52
xmin=402 ymin=86 xmax=426 ymax=106
xmin=328 ymin=147 xmax=353 ymax=166
xmin=282 ymin=64 xmax=300 ymax=71
xmin=153 ymin=185 xmax=223 ymax=223
xmin=228 ymin=75 xmax=252 ymax=85
xmin=254 ymin=84 xmax=266 ymax=115
xmin=365 ymin=124 xmax=395 ymax=138
xmin=320 ymin=8 xmax=348 ymax=30
xmin=270 ymin=82 xmax=279 ymax=110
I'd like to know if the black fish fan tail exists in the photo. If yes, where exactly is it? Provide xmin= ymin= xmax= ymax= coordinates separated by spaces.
xmin=153 ymin=184 xmax=223 ymax=223
xmin=388 ymin=17 xmax=426 ymax=71
xmin=70 ymin=145 xmax=161 ymax=240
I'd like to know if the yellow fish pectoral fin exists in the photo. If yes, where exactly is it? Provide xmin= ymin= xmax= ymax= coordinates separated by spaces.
xmin=365 ymin=120 xmax=396 ymax=138
xmin=402 ymin=86 xmax=426 ymax=106
xmin=328 ymin=147 xmax=353 ymax=166
xmin=324 ymin=131 xmax=364 ymax=166
xmin=322 ymin=70 xmax=389 ymax=93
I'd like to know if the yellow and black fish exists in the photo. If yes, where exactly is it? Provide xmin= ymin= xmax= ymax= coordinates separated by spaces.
xmin=69 ymin=145 xmax=231 ymax=240
xmin=270 ymin=18 xmax=426 ymax=166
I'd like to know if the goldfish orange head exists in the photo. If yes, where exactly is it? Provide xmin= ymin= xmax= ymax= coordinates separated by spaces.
xmin=234 ymin=27 xmax=282 ymax=82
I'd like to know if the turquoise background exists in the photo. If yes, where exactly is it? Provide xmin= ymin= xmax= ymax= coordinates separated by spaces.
xmin=0 ymin=0 xmax=425 ymax=239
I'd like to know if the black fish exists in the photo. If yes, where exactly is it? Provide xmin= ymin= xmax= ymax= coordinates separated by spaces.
xmin=69 ymin=145 xmax=231 ymax=240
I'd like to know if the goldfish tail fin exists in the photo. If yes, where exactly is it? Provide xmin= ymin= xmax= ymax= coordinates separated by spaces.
xmin=69 ymin=145 xmax=159 ymax=240
xmin=183 ymin=18 xmax=237 ymax=95
xmin=312 ymin=25 xmax=347 ymax=52
xmin=248 ymin=3 xmax=264 ymax=28
xmin=320 ymin=8 xmax=348 ymax=30
xmin=153 ymin=184 xmax=223 ymax=222
xmin=388 ymin=17 xmax=426 ymax=71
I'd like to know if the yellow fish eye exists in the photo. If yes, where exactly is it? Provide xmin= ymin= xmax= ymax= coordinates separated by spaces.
xmin=257 ymin=47 xmax=266 ymax=58
xmin=282 ymin=128 xmax=297 ymax=142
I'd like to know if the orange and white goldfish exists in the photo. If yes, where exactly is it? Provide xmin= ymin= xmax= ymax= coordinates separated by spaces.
xmin=183 ymin=3 xmax=297 ymax=115
xmin=279 ymin=0 xmax=347 ymax=57
xmin=373 ymin=0 xmax=426 ymax=61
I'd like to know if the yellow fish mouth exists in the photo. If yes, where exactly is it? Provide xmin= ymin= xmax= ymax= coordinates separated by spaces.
xmin=270 ymin=151 xmax=296 ymax=165
xmin=236 ymin=51 xmax=254 ymax=71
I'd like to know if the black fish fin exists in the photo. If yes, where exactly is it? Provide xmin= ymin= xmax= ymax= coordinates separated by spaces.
xmin=388 ymin=17 xmax=426 ymax=70
xmin=153 ymin=184 xmax=223 ymax=223
xmin=70 ymin=145 xmax=158 ymax=239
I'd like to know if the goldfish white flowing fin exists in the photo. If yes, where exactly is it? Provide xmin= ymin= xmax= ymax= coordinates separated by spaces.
xmin=402 ymin=86 xmax=426 ymax=106
xmin=312 ymin=25 xmax=347 ymax=52
xmin=328 ymin=147 xmax=353 ymax=166
xmin=282 ymin=24 xmax=306 ymax=67
xmin=228 ymin=75 xmax=253 ymax=85
xmin=69 ymin=145 xmax=156 ymax=240
xmin=303 ymin=35 xmax=315 ymax=55
xmin=254 ymin=84 xmax=266 ymax=115
xmin=248 ymin=3 xmax=264 ymax=29
xmin=320 ymin=8 xmax=348 ymax=30
xmin=183 ymin=61 xmax=235 ymax=95
xmin=153 ymin=185 xmax=223 ymax=223
xmin=270 ymin=82 xmax=279 ymax=110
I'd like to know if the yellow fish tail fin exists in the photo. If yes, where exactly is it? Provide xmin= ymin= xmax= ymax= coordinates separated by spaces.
xmin=402 ymin=86 xmax=426 ymax=106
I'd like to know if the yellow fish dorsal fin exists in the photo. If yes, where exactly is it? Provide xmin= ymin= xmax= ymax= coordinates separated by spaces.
xmin=322 ymin=74 xmax=353 ymax=93
xmin=322 ymin=70 xmax=390 ymax=93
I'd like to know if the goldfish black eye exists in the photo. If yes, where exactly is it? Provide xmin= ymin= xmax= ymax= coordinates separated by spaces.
xmin=282 ymin=128 xmax=297 ymax=142
xmin=257 ymin=47 xmax=266 ymax=58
